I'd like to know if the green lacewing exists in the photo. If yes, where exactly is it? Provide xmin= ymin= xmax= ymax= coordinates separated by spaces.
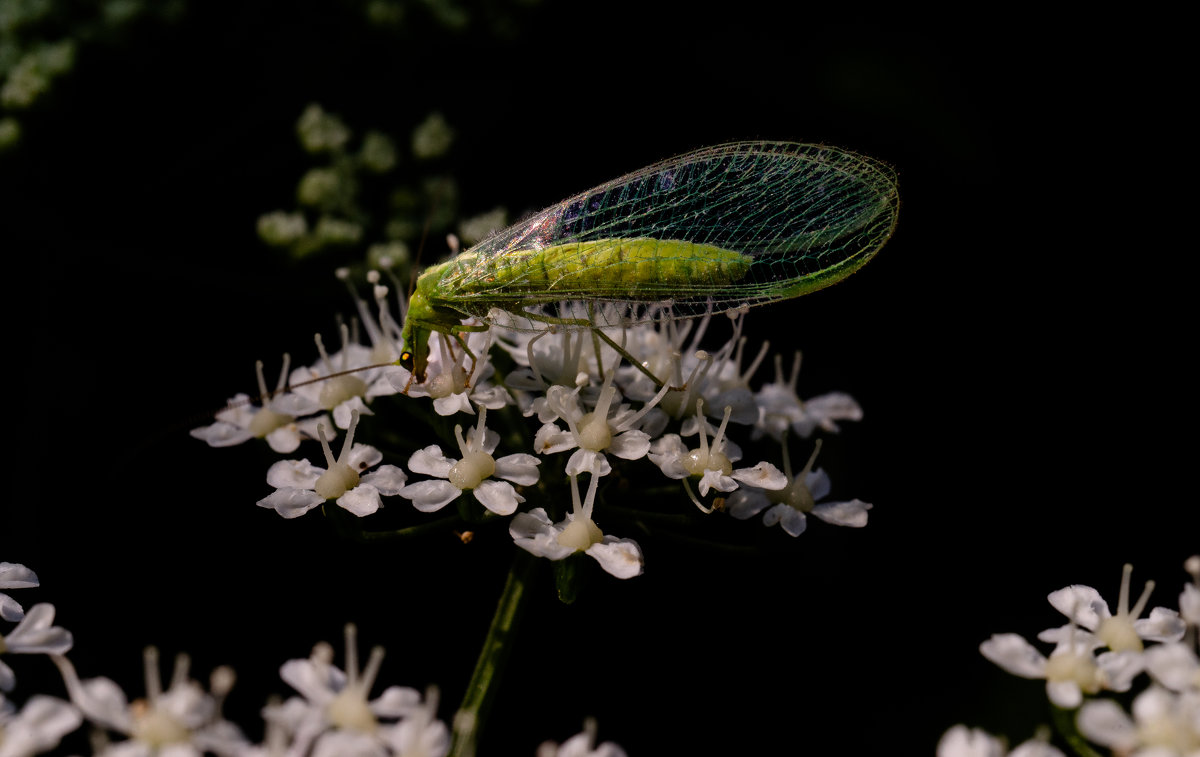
xmin=398 ymin=141 xmax=899 ymax=382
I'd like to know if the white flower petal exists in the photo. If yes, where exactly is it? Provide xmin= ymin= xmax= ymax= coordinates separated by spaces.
xmin=51 ymin=657 xmax=133 ymax=733
xmin=936 ymin=725 xmax=1006 ymax=757
xmin=362 ymin=465 xmax=408 ymax=496
xmin=369 ymin=685 xmax=422 ymax=718
xmin=1034 ymin=625 xmax=1095 ymax=649
xmin=345 ymin=443 xmax=383 ymax=472
xmin=811 ymin=499 xmax=872 ymax=527
xmin=471 ymin=384 xmax=511 ymax=410
xmin=265 ymin=425 xmax=303 ymax=454
xmin=0 ymin=562 xmax=38 ymax=589
xmin=726 ymin=489 xmax=770 ymax=520
xmin=3 ymin=604 xmax=73 ymax=654
xmin=190 ymin=421 xmax=254 ymax=448
xmin=0 ymin=593 xmax=23 ymax=622
xmin=494 ymin=454 xmax=541 ymax=486
xmin=408 ymin=446 xmax=455 ymax=478
xmin=534 ymin=423 xmax=576 ymax=455
xmin=564 ymin=449 xmax=611 ymax=478
xmin=777 ymin=507 xmax=808 ymax=537
xmin=0 ymin=695 xmax=83 ymax=756
xmin=1133 ymin=606 xmax=1187 ymax=643
xmin=607 ymin=429 xmax=651 ymax=460
xmin=257 ymin=488 xmax=326 ymax=519
xmin=467 ymin=426 xmax=501 ymax=455
xmin=270 ymin=392 xmax=323 ymax=416
xmin=1045 ymin=679 xmax=1082 ymax=708
xmin=586 ymin=538 xmax=644 ymax=579
xmin=1008 ymin=738 xmax=1065 ymax=757
xmin=1180 ymin=583 xmax=1200 ymax=625
xmin=1047 ymin=585 xmax=1107 ymax=629
xmin=338 ymin=485 xmax=382 ymax=517
xmin=212 ymin=394 xmax=255 ymax=424
xmin=979 ymin=633 xmax=1046 ymax=679
xmin=312 ymin=729 xmax=388 ymax=757
xmin=700 ymin=470 xmax=740 ymax=497
xmin=279 ymin=658 xmax=344 ymax=705
xmin=509 ymin=509 xmax=573 ymax=560
xmin=732 ymin=461 xmax=787 ymax=490
xmin=1097 ymin=650 xmax=1143 ymax=692
xmin=708 ymin=387 xmax=758 ymax=426
xmin=473 ymin=480 xmax=522 ymax=516
xmin=266 ymin=459 xmax=323 ymax=490
xmin=400 ymin=480 xmax=461 ymax=512
xmin=333 ymin=397 xmax=373 ymax=429
xmin=1076 ymin=698 xmax=1137 ymax=750
xmin=806 ymin=468 xmax=832 ymax=501
xmin=1144 ymin=642 xmax=1200 ymax=691
xmin=433 ymin=393 xmax=473 ymax=417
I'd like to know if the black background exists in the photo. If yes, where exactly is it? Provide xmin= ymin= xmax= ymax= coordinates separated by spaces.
xmin=3 ymin=3 xmax=1195 ymax=754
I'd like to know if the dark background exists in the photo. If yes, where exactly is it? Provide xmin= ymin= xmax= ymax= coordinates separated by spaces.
xmin=3 ymin=3 xmax=1194 ymax=754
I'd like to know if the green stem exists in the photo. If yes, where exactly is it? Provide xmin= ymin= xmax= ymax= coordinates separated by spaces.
xmin=450 ymin=550 xmax=539 ymax=757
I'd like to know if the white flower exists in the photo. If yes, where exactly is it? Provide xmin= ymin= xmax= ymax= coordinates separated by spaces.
xmin=533 ymin=371 xmax=664 ymax=477
xmin=380 ymin=686 xmax=449 ymax=757
xmin=647 ymin=402 xmax=786 ymax=512
xmin=936 ymin=724 xmax=1065 ymax=757
xmin=264 ymin=624 xmax=420 ymax=757
xmin=936 ymin=725 xmax=1006 ymax=757
xmin=0 ymin=563 xmax=38 ymax=623
xmin=727 ymin=438 xmax=872 ymax=537
xmin=395 ymin=330 xmax=509 ymax=417
xmin=1145 ymin=642 xmax=1200 ymax=693
xmin=752 ymin=351 xmax=862 ymax=442
xmin=491 ymin=322 xmax=600 ymax=405
xmin=0 ymin=605 xmax=73 ymax=692
xmin=399 ymin=406 xmax=539 ymax=516
xmin=190 ymin=356 xmax=331 ymax=454
xmin=980 ymin=626 xmax=1141 ymax=708
xmin=288 ymin=326 xmax=380 ymax=429
xmin=1077 ymin=685 xmax=1200 ymax=756
xmin=536 ymin=718 xmax=626 ymax=757
xmin=510 ymin=473 xmax=644 ymax=579
xmin=617 ymin=311 xmax=736 ymax=419
xmin=52 ymin=648 xmax=247 ymax=756
xmin=0 ymin=693 xmax=82 ymax=757
xmin=257 ymin=411 xmax=407 ymax=519
xmin=1181 ymin=556 xmax=1200 ymax=627
xmin=1048 ymin=563 xmax=1187 ymax=653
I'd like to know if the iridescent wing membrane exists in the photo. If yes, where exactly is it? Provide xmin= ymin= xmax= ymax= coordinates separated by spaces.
xmin=433 ymin=141 xmax=898 ymax=327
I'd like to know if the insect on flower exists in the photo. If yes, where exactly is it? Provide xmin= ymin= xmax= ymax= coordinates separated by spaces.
xmin=396 ymin=141 xmax=899 ymax=386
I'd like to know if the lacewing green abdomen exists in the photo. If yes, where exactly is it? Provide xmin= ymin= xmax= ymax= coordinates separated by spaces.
xmin=399 ymin=141 xmax=899 ymax=381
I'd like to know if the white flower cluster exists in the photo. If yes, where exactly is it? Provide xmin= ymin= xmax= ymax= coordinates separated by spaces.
xmin=2 ymin=562 xmax=623 ymax=756
xmin=944 ymin=557 xmax=1200 ymax=757
xmin=7 ymin=562 xmax=571 ymax=756
xmin=191 ymin=275 xmax=872 ymax=583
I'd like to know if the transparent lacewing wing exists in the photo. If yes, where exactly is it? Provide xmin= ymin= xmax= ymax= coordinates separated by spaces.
xmin=399 ymin=141 xmax=898 ymax=381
